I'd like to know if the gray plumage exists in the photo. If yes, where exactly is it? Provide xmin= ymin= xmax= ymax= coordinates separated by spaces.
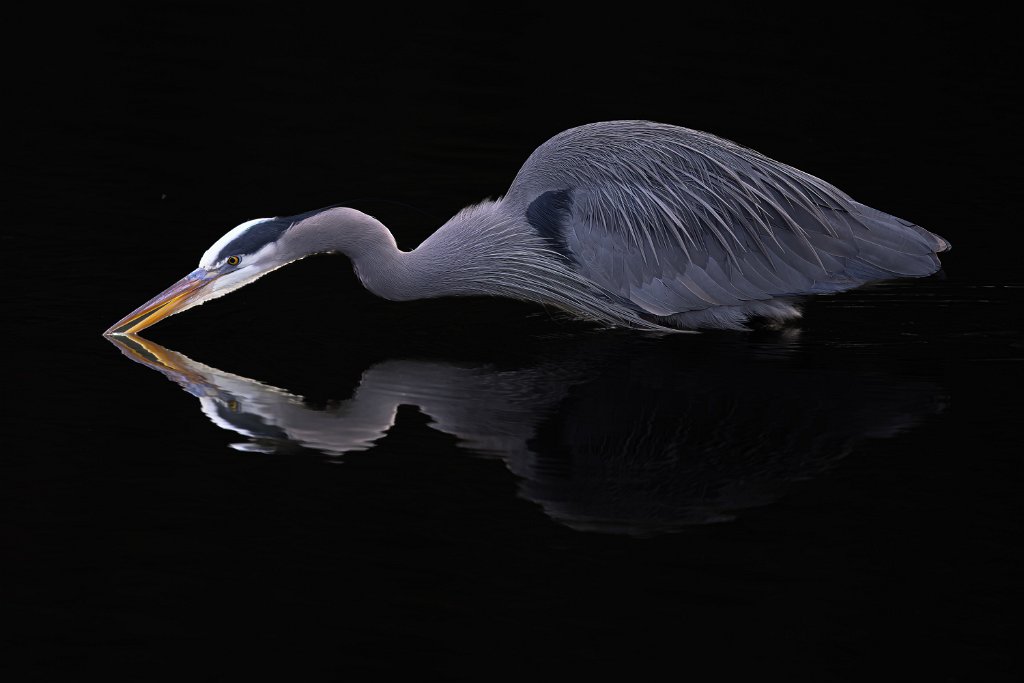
xmin=106 ymin=120 xmax=951 ymax=336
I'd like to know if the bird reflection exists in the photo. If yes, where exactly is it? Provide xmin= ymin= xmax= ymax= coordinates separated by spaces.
xmin=108 ymin=334 xmax=944 ymax=535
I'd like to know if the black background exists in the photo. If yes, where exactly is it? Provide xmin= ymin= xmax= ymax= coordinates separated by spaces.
xmin=4 ymin=6 xmax=1019 ymax=681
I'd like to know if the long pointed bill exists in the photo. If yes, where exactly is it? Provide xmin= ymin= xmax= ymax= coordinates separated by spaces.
xmin=105 ymin=268 xmax=219 ymax=336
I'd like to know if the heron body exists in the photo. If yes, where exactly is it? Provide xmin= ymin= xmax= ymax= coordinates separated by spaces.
xmin=106 ymin=120 xmax=950 ymax=335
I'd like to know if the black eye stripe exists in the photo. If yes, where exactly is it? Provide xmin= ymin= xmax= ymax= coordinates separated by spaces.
xmin=214 ymin=207 xmax=334 ymax=264
xmin=216 ymin=218 xmax=290 ymax=262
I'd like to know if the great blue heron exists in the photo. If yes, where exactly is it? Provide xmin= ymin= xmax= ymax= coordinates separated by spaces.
xmin=105 ymin=120 xmax=950 ymax=335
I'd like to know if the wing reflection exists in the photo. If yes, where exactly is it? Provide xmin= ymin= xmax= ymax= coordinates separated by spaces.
xmin=108 ymin=334 xmax=944 ymax=535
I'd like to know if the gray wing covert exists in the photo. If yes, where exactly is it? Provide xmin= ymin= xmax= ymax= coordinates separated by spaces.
xmin=536 ymin=122 xmax=942 ymax=317
xmin=515 ymin=121 xmax=948 ymax=319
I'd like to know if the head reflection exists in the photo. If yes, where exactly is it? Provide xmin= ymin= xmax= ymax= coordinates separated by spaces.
xmin=108 ymin=334 xmax=943 ymax=535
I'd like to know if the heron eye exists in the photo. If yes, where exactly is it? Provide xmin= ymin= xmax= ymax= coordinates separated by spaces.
xmin=226 ymin=255 xmax=241 ymax=266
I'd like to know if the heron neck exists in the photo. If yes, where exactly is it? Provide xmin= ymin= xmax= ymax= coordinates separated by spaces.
xmin=288 ymin=207 xmax=437 ymax=301
xmin=350 ymin=242 xmax=419 ymax=302
xmin=295 ymin=205 xmax=510 ymax=302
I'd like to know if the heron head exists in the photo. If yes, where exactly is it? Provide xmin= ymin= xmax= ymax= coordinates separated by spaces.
xmin=104 ymin=214 xmax=305 ymax=336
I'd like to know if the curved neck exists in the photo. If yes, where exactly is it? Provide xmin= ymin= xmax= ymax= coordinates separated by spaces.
xmin=287 ymin=207 xmax=419 ymax=300
xmin=287 ymin=202 xmax=548 ymax=304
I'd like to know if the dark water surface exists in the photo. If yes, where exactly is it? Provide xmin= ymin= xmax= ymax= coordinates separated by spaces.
xmin=5 ymin=9 xmax=1019 ymax=680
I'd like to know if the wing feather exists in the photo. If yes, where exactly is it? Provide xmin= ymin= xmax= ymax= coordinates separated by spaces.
xmin=508 ymin=121 xmax=949 ymax=320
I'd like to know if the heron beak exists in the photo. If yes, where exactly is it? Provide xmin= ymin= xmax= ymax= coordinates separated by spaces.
xmin=104 ymin=268 xmax=219 ymax=336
